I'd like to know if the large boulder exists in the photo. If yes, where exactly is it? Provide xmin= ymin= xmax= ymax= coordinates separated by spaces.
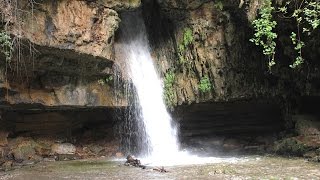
xmin=294 ymin=115 xmax=320 ymax=136
xmin=9 ymin=137 xmax=41 ymax=161
xmin=51 ymin=143 xmax=76 ymax=155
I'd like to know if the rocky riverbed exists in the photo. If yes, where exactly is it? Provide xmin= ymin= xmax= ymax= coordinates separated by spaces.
xmin=0 ymin=156 xmax=319 ymax=180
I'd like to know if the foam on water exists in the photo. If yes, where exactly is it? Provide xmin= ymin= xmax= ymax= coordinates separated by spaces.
xmin=113 ymin=151 xmax=245 ymax=167
xmin=140 ymin=152 xmax=242 ymax=166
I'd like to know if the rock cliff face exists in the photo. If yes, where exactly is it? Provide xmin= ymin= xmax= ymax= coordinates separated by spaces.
xmin=143 ymin=0 xmax=263 ymax=106
xmin=143 ymin=0 xmax=320 ymax=107
xmin=0 ymin=0 xmax=319 ymax=162
xmin=1 ymin=0 xmax=319 ymax=108
xmin=0 ymin=0 xmax=142 ymax=107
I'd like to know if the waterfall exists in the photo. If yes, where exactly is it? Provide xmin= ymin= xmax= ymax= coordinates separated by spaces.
xmin=114 ymin=10 xmax=242 ymax=166
xmin=115 ymin=11 xmax=180 ymax=160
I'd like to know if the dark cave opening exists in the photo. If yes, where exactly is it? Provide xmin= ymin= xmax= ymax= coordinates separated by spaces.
xmin=0 ymin=105 xmax=127 ymax=162
xmin=173 ymin=100 xmax=286 ymax=155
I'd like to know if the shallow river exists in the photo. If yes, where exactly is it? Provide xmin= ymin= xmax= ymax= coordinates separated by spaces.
xmin=1 ymin=156 xmax=320 ymax=180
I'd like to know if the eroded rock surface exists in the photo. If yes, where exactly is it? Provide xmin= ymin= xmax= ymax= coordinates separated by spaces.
xmin=144 ymin=0 xmax=268 ymax=106
xmin=0 ymin=0 xmax=138 ymax=107
xmin=143 ymin=0 xmax=320 ymax=109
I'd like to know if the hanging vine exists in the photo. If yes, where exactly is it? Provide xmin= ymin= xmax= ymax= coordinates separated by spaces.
xmin=250 ymin=0 xmax=320 ymax=70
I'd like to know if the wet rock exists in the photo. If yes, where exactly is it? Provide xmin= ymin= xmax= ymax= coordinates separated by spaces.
xmin=10 ymin=138 xmax=39 ymax=161
xmin=310 ymin=156 xmax=320 ymax=162
xmin=1 ymin=160 xmax=13 ymax=171
xmin=0 ymin=131 xmax=9 ymax=146
xmin=124 ymin=155 xmax=145 ymax=169
xmin=304 ymin=151 xmax=317 ymax=158
xmin=51 ymin=143 xmax=76 ymax=155
xmin=223 ymin=138 xmax=244 ymax=151
xmin=304 ymin=150 xmax=320 ymax=162
xmin=22 ymin=160 xmax=36 ymax=166
xmin=43 ymin=157 xmax=56 ymax=162
xmin=88 ymin=144 xmax=104 ymax=155
xmin=55 ymin=154 xmax=77 ymax=161
xmin=244 ymin=145 xmax=262 ymax=152
xmin=209 ymin=137 xmax=225 ymax=147
xmin=295 ymin=135 xmax=320 ymax=149
xmin=35 ymin=147 xmax=52 ymax=157
xmin=51 ymin=143 xmax=78 ymax=161
xmin=294 ymin=115 xmax=320 ymax=136
xmin=255 ymin=135 xmax=277 ymax=146
xmin=0 ymin=146 xmax=9 ymax=159
xmin=115 ymin=152 xmax=124 ymax=158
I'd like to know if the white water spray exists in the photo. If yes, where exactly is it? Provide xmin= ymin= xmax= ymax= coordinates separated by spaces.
xmin=125 ymin=31 xmax=180 ymax=159
xmin=115 ymin=12 xmax=242 ymax=166
xmin=116 ymin=12 xmax=180 ymax=160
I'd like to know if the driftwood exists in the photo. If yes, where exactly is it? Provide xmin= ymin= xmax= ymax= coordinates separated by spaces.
xmin=153 ymin=166 xmax=168 ymax=173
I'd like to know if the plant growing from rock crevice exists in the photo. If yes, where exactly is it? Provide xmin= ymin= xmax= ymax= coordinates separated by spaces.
xmin=163 ymin=70 xmax=175 ymax=109
xmin=98 ymin=75 xmax=114 ymax=85
xmin=198 ymin=75 xmax=212 ymax=93
xmin=177 ymin=27 xmax=194 ymax=72
xmin=214 ymin=0 xmax=224 ymax=11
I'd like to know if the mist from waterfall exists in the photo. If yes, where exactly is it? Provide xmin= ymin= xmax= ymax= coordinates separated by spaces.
xmin=115 ymin=11 xmax=180 ymax=160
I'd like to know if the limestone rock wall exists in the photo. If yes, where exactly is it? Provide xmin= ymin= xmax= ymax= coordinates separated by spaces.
xmin=0 ymin=0 xmax=141 ymax=107
xmin=0 ymin=0 xmax=319 ymax=109
xmin=144 ymin=0 xmax=267 ymax=106
xmin=144 ymin=0 xmax=320 ymax=108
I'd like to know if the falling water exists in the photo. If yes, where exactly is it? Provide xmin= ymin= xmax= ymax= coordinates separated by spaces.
xmin=115 ymin=11 xmax=242 ymax=166
xmin=115 ymin=11 xmax=180 ymax=160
